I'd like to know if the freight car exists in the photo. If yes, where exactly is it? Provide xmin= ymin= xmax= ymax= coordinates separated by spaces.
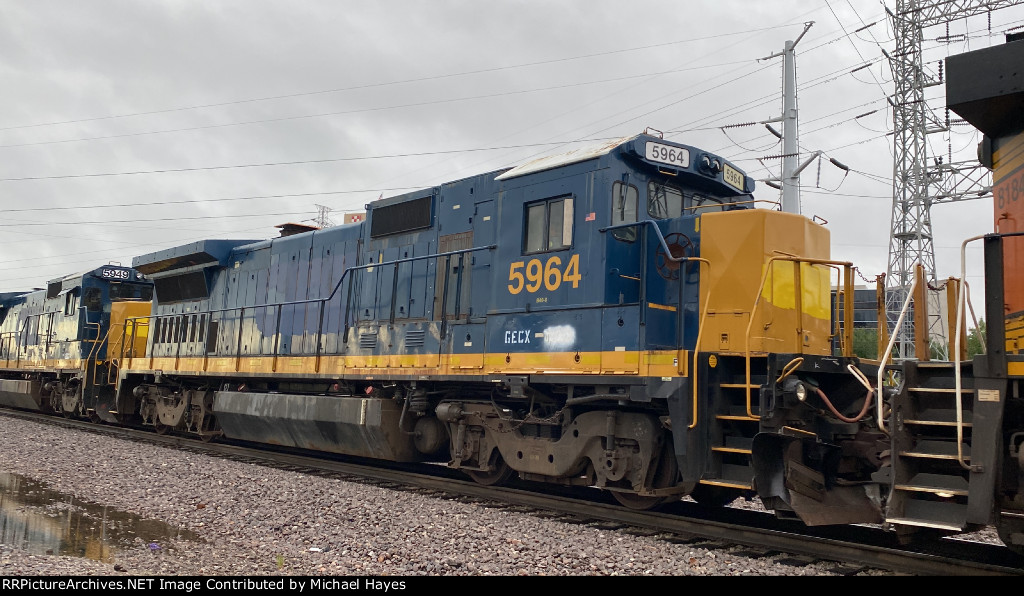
xmin=0 ymin=264 xmax=152 ymax=421
xmin=107 ymin=130 xmax=884 ymax=519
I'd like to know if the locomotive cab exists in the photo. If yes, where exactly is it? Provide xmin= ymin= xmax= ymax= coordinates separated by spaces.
xmin=0 ymin=265 xmax=152 ymax=421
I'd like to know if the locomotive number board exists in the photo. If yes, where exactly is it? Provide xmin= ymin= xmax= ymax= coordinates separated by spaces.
xmin=645 ymin=141 xmax=690 ymax=169
xmin=723 ymin=163 xmax=744 ymax=190
xmin=100 ymin=268 xmax=131 ymax=280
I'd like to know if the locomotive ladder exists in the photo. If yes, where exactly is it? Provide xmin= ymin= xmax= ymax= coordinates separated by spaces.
xmin=883 ymin=239 xmax=1007 ymax=534
xmin=882 ymin=360 xmax=1001 ymax=533
xmin=699 ymin=354 xmax=764 ymax=491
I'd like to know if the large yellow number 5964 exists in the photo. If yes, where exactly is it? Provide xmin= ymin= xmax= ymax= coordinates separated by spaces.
xmin=508 ymin=254 xmax=581 ymax=295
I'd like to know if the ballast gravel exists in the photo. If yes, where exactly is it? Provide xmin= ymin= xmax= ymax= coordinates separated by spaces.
xmin=0 ymin=415 xmax=900 ymax=577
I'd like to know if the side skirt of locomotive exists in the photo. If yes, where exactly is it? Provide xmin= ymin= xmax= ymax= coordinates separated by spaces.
xmin=119 ymin=371 xmax=462 ymax=460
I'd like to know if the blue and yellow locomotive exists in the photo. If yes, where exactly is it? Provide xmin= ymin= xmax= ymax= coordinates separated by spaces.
xmin=0 ymin=265 xmax=152 ymax=421
xmin=112 ymin=132 xmax=882 ymax=515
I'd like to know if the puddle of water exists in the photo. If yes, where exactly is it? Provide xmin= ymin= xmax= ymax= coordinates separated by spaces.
xmin=0 ymin=472 xmax=203 ymax=562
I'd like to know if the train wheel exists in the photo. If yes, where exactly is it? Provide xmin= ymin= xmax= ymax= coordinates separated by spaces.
xmin=154 ymin=423 xmax=169 ymax=435
xmin=611 ymin=438 xmax=680 ymax=511
xmin=467 ymin=453 xmax=515 ymax=486
xmin=997 ymin=511 xmax=1024 ymax=557
xmin=611 ymin=491 xmax=670 ymax=510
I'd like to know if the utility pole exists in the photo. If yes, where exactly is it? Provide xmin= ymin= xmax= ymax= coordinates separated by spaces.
xmin=885 ymin=0 xmax=1023 ymax=360
xmin=763 ymin=22 xmax=814 ymax=214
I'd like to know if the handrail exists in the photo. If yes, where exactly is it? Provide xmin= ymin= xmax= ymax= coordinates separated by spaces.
xmin=954 ymin=234 xmax=994 ymax=470
xmin=876 ymin=270 xmax=917 ymax=435
xmin=952 ymin=231 xmax=1024 ymax=469
xmin=963 ymin=280 xmax=983 ymax=350
xmin=122 ymin=318 xmax=150 ymax=369
xmin=744 ymin=256 xmax=853 ymax=419
xmin=111 ymin=314 xmax=144 ymax=384
xmin=118 ymin=316 xmax=127 ymax=370
xmin=11 ymin=307 xmax=100 ymax=365
xmin=89 ymin=326 xmax=112 ymax=386
xmin=680 ymin=198 xmax=781 ymax=212
xmin=0 ymin=330 xmax=15 ymax=367
xmin=11 ymin=316 xmax=29 ymax=367
xmin=83 ymin=321 xmax=104 ymax=371
xmin=833 ymin=265 xmax=855 ymax=357
xmin=954 ymin=236 xmax=981 ymax=469
xmin=688 ymin=258 xmax=712 ymax=430
xmin=599 ymin=219 xmax=690 ymax=262
xmin=125 ymin=244 xmax=497 ymax=366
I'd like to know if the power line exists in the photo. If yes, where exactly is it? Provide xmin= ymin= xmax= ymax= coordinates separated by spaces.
xmin=0 ymin=221 xmax=276 ymax=270
xmin=1 ymin=12 xmax=901 ymax=195
xmin=0 ymin=188 xmax=422 ymax=213
xmin=0 ymin=25 xmax=798 ymax=133
xmin=0 ymin=65 xmax=757 ymax=150
xmin=0 ymin=141 xmax=598 ymax=182
xmin=0 ymin=211 xmax=310 ymax=227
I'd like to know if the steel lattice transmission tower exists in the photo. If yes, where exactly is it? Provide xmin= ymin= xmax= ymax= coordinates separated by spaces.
xmin=314 ymin=204 xmax=334 ymax=228
xmin=885 ymin=0 xmax=1022 ymax=359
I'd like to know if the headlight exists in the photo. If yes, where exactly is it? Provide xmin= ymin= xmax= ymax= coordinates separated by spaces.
xmin=782 ymin=376 xmax=808 ymax=402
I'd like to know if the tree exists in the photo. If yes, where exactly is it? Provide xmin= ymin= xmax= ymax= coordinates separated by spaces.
xmin=852 ymin=327 xmax=878 ymax=360
xmin=966 ymin=319 xmax=986 ymax=358
xmin=921 ymin=319 xmax=985 ymax=360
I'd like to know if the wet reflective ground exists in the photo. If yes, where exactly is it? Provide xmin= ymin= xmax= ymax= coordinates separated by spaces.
xmin=0 ymin=472 xmax=202 ymax=562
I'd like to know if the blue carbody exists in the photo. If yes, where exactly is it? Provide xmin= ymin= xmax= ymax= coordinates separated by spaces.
xmin=134 ymin=134 xmax=754 ymax=372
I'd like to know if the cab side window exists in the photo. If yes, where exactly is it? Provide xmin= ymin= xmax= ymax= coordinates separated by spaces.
xmin=611 ymin=181 xmax=638 ymax=242
xmin=64 ymin=291 xmax=78 ymax=316
xmin=524 ymin=195 xmax=574 ymax=254
xmin=647 ymin=180 xmax=726 ymax=218
xmin=82 ymin=288 xmax=102 ymax=312
xmin=647 ymin=182 xmax=683 ymax=219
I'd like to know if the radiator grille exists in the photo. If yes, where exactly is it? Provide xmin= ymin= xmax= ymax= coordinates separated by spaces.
xmin=358 ymin=332 xmax=378 ymax=349
xmin=405 ymin=329 xmax=426 ymax=347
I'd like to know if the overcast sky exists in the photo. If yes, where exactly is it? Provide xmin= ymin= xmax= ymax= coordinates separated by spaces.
xmin=1 ymin=1 xmax=1021 ymax=317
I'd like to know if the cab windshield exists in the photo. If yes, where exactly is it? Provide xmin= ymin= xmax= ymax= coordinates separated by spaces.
xmin=647 ymin=181 xmax=726 ymax=219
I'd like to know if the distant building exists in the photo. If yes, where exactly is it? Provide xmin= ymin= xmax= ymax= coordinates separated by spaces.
xmin=834 ymin=285 xmax=881 ymax=329
xmin=275 ymin=222 xmax=320 ymax=237
xmin=343 ymin=212 xmax=365 ymax=224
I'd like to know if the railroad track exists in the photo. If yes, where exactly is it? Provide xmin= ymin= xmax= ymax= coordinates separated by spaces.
xmin=3 ymin=408 xmax=1022 ymax=576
